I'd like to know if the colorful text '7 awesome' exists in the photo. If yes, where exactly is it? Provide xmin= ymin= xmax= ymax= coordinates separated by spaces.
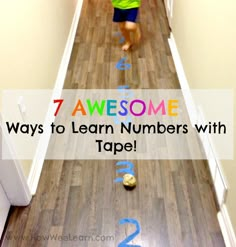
xmin=53 ymin=99 xmax=179 ymax=117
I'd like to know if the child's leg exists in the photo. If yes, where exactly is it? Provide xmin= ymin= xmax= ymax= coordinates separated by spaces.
xmin=119 ymin=22 xmax=132 ymax=51
xmin=125 ymin=21 xmax=141 ymax=44
xmin=120 ymin=22 xmax=141 ymax=51
xmin=114 ymin=8 xmax=141 ymax=51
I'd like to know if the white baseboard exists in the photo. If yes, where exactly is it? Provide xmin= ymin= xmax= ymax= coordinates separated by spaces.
xmin=197 ymin=107 xmax=228 ymax=206
xmin=168 ymin=32 xmax=227 ymax=204
xmin=27 ymin=0 xmax=83 ymax=195
xmin=218 ymin=204 xmax=236 ymax=247
xmin=168 ymin=32 xmax=234 ymax=246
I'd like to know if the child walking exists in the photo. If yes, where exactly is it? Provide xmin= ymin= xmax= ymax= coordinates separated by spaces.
xmin=111 ymin=0 xmax=141 ymax=51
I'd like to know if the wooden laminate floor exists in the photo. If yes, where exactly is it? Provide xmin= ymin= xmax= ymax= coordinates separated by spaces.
xmin=1 ymin=0 xmax=225 ymax=246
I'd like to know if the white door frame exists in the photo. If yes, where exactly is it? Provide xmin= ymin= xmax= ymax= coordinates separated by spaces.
xmin=0 ymin=116 xmax=32 ymax=238
xmin=0 ymin=183 xmax=10 ymax=237
xmin=164 ymin=0 xmax=174 ymax=27
xmin=0 ymin=120 xmax=32 ymax=205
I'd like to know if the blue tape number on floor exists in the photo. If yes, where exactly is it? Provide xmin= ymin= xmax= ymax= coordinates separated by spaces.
xmin=113 ymin=85 xmax=132 ymax=125
xmin=114 ymin=161 xmax=135 ymax=183
xmin=118 ymin=218 xmax=141 ymax=247
xmin=116 ymin=57 xmax=131 ymax=71
xmin=114 ymin=32 xmax=125 ymax=44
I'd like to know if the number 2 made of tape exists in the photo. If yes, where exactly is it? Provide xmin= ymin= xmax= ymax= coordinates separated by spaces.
xmin=116 ymin=57 xmax=131 ymax=71
xmin=118 ymin=218 xmax=141 ymax=247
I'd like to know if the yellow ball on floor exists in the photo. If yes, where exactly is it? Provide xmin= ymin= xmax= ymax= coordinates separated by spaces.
xmin=123 ymin=174 xmax=137 ymax=189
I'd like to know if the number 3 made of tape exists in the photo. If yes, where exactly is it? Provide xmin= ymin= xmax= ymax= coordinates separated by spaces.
xmin=118 ymin=218 xmax=141 ymax=247
xmin=114 ymin=161 xmax=135 ymax=183
xmin=116 ymin=57 xmax=131 ymax=71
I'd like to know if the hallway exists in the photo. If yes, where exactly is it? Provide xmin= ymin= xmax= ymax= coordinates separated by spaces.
xmin=1 ymin=0 xmax=225 ymax=246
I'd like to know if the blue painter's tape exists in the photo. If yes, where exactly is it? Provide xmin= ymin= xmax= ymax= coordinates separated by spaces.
xmin=116 ymin=57 xmax=131 ymax=71
xmin=113 ymin=85 xmax=132 ymax=125
xmin=114 ymin=32 xmax=125 ymax=44
xmin=119 ymin=36 xmax=125 ymax=44
xmin=117 ymin=89 xmax=134 ymax=99
xmin=117 ymin=85 xmax=130 ymax=89
xmin=113 ymin=115 xmax=132 ymax=125
xmin=118 ymin=218 xmax=141 ymax=247
xmin=114 ymin=161 xmax=135 ymax=183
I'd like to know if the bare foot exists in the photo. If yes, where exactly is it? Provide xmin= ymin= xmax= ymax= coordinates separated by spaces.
xmin=122 ymin=42 xmax=132 ymax=51
xmin=134 ymin=25 xmax=141 ymax=44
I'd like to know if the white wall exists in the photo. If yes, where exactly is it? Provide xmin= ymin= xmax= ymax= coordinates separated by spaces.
xmin=0 ymin=0 xmax=79 ymax=178
xmin=170 ymin=0 xmax=236 ymax=236
xmin=0 ymin=0 xmax=78 ymax=89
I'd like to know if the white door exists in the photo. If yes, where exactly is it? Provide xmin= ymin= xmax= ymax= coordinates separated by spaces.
xmin=0 ymin=183 xmax=10 ymax=237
